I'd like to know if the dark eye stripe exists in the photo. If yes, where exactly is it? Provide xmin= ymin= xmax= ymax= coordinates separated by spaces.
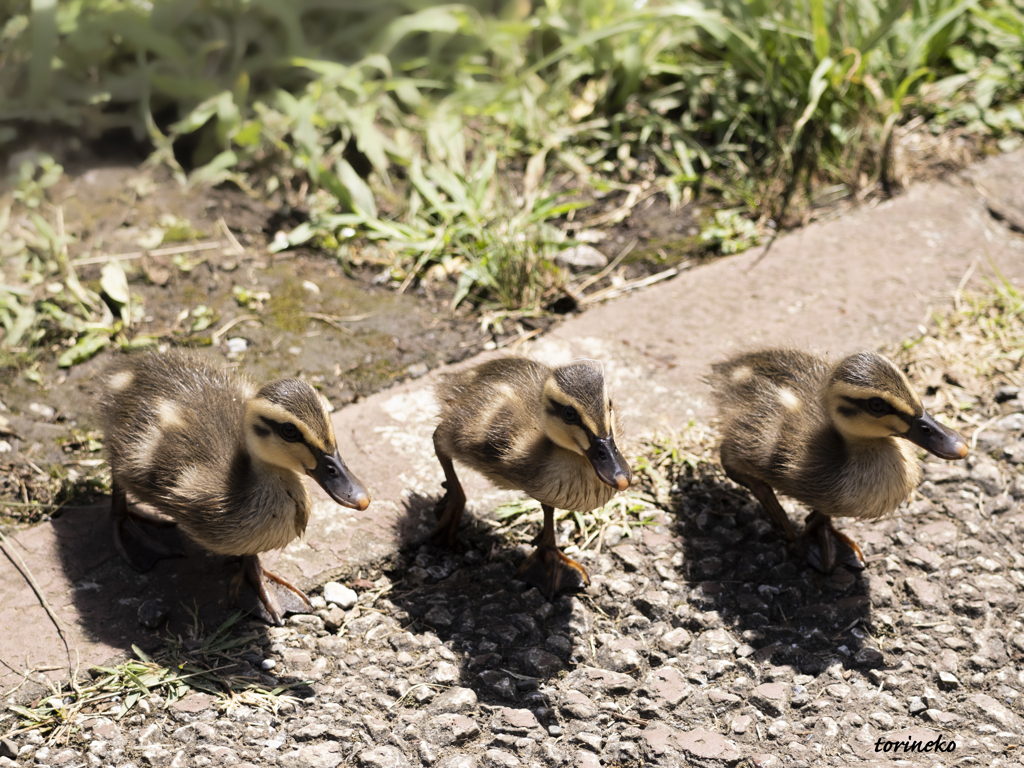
xmin=259 ymin=416 xmax=313 ymax=447
xmin=546 ymin=398 xmax=596 ymax=437
xmin=841 ymin=396 xmax=914 ymax=424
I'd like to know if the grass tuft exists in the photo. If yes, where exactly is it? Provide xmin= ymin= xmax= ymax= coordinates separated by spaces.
xmin=1 ymin=1 xmax=1022 ymax=317
xmin=1 ymin=610 xmax=302 ymax=745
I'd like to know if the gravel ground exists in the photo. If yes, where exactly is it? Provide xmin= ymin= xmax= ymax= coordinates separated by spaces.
xmin=4 ymin=354 xmax=1024 ymax=768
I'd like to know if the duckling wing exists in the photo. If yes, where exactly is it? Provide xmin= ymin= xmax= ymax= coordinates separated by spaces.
xmin=99 ymin=351 xmax=252 ymax=525
xmin=710 ymin=349 xmax=832 ymax=485
xmin=435 ymin=358 xmax=548 ymax=487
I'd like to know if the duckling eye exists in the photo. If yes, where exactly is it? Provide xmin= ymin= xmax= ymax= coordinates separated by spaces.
xmin=867 ymin=397 xmax=888 ymax=416
xmin=280 ymin=423 xmax=301 ymax=442
xmin=562 ymin=405 xmax=580 ymax=424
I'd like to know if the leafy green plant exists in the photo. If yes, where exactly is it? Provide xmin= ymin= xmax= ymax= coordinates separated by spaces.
xmin=3 ymin=0 xmax=1024 ymax=315
xmin=0 ymin=199 xmax=144 ymax=367
xmin=699 ymin=208 xmax=760 ymax=255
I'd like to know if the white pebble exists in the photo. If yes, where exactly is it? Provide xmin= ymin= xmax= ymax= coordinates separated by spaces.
xmin=261 ymin=659 xmax=277 ymax=671
xmin=302 ymin=280 xmax=320 ymax=294
xmin=28 ymin=402 xmax=55 ymax=420
xmin=225 ymin=337 xmax=248 ymax=354
xmin=323 ymin=581 xmax=358 ymax=609
xmin=0 ymin=441 xmax=11 ymax=453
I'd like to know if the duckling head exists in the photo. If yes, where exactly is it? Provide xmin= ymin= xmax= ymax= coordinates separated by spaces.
xmin=824 ymin=352 xmax=968 ymax=460
xmin=244 ymin=379 xmax=371 ymax=510
xmin=540 ymin=360 xmax=632 ymax=491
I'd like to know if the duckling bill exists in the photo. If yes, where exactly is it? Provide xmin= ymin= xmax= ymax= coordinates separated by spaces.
xmin=709 ymin=349 xmax=968 ymax=572
xmin=432 ymin=356 xmax=632 ymax=599
xmin=99 ymin=350 xmax=370 ymax=625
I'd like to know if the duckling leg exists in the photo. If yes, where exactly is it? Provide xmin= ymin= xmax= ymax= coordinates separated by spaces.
xmin=722 ymin=464 xmax=799 ymax=541
xmin=517 ymin=504 xmax=590 ymax=600
xmin=431 ymin=434 xmax=467 ymax=548
xmin=240 ymin=554 xmax=313 ymax=627
xmin=800 ymin=512 xmax=866 ymax=573
xmin=111 ymin=480 xmax=183 ymax=572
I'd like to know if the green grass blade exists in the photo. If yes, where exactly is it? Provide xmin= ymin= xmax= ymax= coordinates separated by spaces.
xmin=28 ymin=0 xmax=57 ymax=105
xmin=810 ymin=0 xmax=830 ymax=61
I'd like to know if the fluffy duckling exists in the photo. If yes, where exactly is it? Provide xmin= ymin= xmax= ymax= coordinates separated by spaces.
xmin=709 ymin=349 xmax=968 ymax=572
xmin=432 ymin=356 xmax=632 ymax=598
xmin=99 ymin=350 xmax=370 ymax=625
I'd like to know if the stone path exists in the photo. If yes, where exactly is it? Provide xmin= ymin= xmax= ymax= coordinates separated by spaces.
xmin=2 ymin=148 xmax=1024 ymax=716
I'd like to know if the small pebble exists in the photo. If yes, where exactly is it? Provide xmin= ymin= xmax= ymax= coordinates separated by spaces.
xmin=28 ymin=402 xmax=55 ymax=420
xmin=261 ymin=659 xmax=277 ymax=671
xmin=323 ymin=581 xmax=358 ymax=609
xmin=407 ymin=363 xmax=429 ymax=378
xmin=226 ymin=337 xmax=248 ymax=354
xmin=137 ymin=598 xmax=169 ymax=629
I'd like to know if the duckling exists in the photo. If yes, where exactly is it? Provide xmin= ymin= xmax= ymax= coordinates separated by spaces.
xmin=98 ymin=350 xmax=370 ymax=625
xmin=432 ymin=356 xmax=632 ymax=598
xmin=709 ymin=349 xmax=968 ymax=572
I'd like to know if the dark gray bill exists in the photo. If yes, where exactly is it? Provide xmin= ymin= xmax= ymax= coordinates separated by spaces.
xmin=904 ymin=411 xmax=968 ymax=460
xmin=308 ymin=451 xmax=370 ymax=510
xmin=585 ymin=436 xmax=632 ymax=491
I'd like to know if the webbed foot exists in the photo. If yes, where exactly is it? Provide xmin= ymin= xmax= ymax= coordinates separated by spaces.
xmin=517 ymin=544 xmax=590 ymax=600
xmin=798 ymin=511 xmax=866 ymax=573
xmin=238 ymin=554 xmax=314 ymax=626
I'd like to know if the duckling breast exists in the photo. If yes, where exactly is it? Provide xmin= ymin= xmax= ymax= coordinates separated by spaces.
xmin=804 ymin=437 xmax=921 ymax=520
xmin=526 ymin=448 xmax=618 ymax=512
xmin=206 ymin=463 xmax=311 ymax=556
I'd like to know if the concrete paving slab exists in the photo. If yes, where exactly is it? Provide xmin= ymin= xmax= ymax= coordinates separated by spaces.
xmin=526 ymin=176 xmax=1024 ymax=437
xmin=964 ymin=146 xmax=1024 ymax=232
xmin=3 ymin=170 xmax=1024 ymax=690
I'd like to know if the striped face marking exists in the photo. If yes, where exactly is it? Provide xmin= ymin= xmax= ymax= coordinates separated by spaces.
xmin=244 ymin=379 xmax=338 ymax=474
xmin=250 ymin=379 xmax=336 ymax=453
xmin=539 ymin=359 xmax=616 ymax=459
xmin=549 ymin=360 xmax=610 ymax=437
xmin=828 ymin=352 xmax=923 ymax=439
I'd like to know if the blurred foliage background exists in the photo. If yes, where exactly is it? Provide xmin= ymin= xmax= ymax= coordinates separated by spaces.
xmin=2 ymin=0 xmax=1024 ymax=324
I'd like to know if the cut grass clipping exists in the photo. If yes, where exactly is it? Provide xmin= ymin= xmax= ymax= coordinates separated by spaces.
xmin=1 ymin=611 xmax=303 ymax=743
xmin=3 ymin=0 xmax=1024 ymax=332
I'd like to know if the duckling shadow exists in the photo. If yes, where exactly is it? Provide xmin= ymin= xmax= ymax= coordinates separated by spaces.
xmin=668 ymin=468 xmax=880 ymax=676
xmin=383 ymin=492 xmax=579 ymax=713
xmin=49 ymin=499 xmax=279 ymax=656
